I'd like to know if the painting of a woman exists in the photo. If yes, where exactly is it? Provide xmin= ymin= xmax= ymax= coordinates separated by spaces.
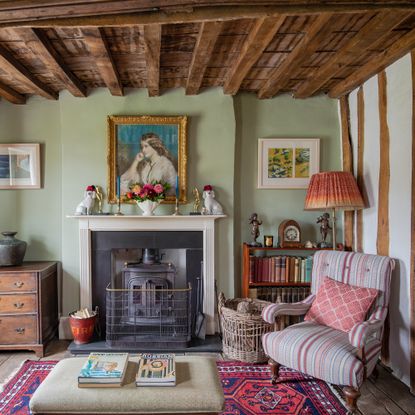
xmin=108 ymin=115 xmax=187 ymax=203
xmin=120 ymin=132 xmax=176 ymax=196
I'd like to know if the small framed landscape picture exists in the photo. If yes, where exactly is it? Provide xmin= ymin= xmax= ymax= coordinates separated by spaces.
xmin=108 ymin=115 xmax=188 ymax=204
xmin=0 ymin=143 xmax=41 ymax=189
xmin=257 ymin=138 xmax=320 ymax=189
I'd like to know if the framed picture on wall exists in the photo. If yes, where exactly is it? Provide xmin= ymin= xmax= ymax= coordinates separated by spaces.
xmin=257 ymin=138 xmax=320 ymax=189
xmin=0 ymin=143 xmax=41 ymax=189
xmin=108 ymin=115 xmax=188 ymax=204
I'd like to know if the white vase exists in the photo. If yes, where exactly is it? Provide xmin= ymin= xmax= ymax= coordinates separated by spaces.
xmin=136 ymin=200 xmax=160 ymax=216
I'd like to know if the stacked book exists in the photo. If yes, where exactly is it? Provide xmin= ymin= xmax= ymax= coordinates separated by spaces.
xmin=136 ymin=353 xmax=176 ymax=387
xmin=78 ymin=352 xmax=129 ymax=387
xmin=248 ymin=255 xmax=313 ymax=284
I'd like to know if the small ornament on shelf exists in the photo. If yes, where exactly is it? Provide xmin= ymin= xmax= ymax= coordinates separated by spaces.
xmin=75 ymin=185 xmax=97 ymax=216
xmin=202 ymin=185 xmax=224 ymax=215
xmin=264 ymin=235 xmax=274 ymax=247
xmin=190 ymin=187 xmax=202 ymax=215
xmin=316 ymin=212 xmax=332 ymax=248
xmin=248 ymin=213 xmax=262 ymax=247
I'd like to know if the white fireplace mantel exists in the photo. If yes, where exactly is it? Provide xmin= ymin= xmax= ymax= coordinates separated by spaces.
xmin=68 ymin=214 xmax=226 ymax=334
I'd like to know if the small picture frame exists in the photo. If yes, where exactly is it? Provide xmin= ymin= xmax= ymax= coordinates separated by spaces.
xmin=0 ymin=143 xmax=41 ymax=189
xmin=257 ymin=138 xmax=320 ymax=189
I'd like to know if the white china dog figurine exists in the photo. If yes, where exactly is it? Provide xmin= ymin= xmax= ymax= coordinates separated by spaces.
xmin=75 ymin=185 xmax=97 ymax=215
xmin=202 ymin=185 xmax=224 ymax=215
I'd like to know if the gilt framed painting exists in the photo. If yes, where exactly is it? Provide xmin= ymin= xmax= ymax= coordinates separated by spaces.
xmin=0 ymin=143 xmax=41 ymax=189
xmin=107 ymin=115 xmax=188 ymax=204
xmin=257 ymin=138 xmax=320 ymax=189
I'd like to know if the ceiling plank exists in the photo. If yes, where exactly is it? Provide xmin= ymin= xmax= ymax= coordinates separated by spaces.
xmin=0 ymin=43 xmax=58 ymax=100
xmin=223 ymin=16 xmax=285 ymax=95
xmin=82 ymin=27 xmax=123 ymax=96
xmin=143 ymin=24 xmax=161 ymax=97
xmin=12 ymin=28 xmax=87 ymax=97
xmin=1 ymin=2 xmax=414 ymax=28
xmin=329 ymin=25 xmax=415 ymax=97
xmin=258 ymin=14 xmax=333 ymax=99
xmin=186 ymin=21 xmax=223 ymax=95
xmin=295 ymin=11 xmax=410 ymax=98
xmin=0 ymin=80 xmax=26 ymax=104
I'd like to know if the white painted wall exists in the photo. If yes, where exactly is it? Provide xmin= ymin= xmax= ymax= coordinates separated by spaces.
xmin=347 ymin=54 xmax=412 ymax=386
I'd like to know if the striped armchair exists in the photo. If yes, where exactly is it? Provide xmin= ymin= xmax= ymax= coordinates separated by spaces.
xmin=261 ymin=251 xmax=394 ymax=413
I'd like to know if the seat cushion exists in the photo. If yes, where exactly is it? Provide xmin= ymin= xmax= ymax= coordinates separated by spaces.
xmin=304 ymin=276 xmax=378 ymax=332
xmin=262 ymin=321 xmax=381 ymax=388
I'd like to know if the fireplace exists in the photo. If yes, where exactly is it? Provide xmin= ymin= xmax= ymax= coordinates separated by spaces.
xmin=69 ymin=215 xmax=225 ymax=342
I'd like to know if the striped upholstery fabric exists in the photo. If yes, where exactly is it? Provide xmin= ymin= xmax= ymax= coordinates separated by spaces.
xmin=262 ymin=251 xmax=394 ymax=388
xmin=262 ymin=321 xmax=381 ymax=388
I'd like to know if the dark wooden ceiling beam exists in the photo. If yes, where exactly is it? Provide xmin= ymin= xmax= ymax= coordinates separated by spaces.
xmin=329 ymin=25 xmax=415 ymax=98
xmin=258 ymin=13 xmax=333 ymax=99
xmin=295 ymin=11 xmax=410 ymax=98
xmin=82 ymin=27 xmax=123 ymax=96
xmin=0 ymin=43 xmax=58 ymax=100
xmin=1 ymin=2 xmax=415 ymax=28
xmin=223 ymin=16 xmax=285 ymax=95
xmin=0 ymin=80 xmax=26 ymax=104
xmin=12 ymin=28 xmax=87 ymax=97
xmin=186 ymin=21 xmax=222 ymax=95
xmin=143 ymin=24 xmax=161 ymax=97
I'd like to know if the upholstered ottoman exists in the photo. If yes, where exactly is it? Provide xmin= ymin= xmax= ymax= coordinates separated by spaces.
xmin=30 ymin=356 xmax=225 ymax=415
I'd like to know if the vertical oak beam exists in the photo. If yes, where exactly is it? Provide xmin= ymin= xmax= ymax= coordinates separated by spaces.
xmin=410 ymin=50 xmax=415 ymax=393
xmin=143 ymin=24 xmax=161 ymax=97
xmin=377 ymin=71 xmax=390 ymax=257
xmin=356 ymin=87 xmax=365 ymax=253
xmin=340 ymin=95 xmax=355 ymax=251
xmin=186 ymin=21 xmax=223 ymax=95
xmin=377 ymin=71 xmax=391 ymax=364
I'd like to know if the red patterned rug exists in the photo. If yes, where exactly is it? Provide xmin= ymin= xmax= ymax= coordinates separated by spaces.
xmin=0 ymin=360 xmax=347 ymax=415
xmin=217 ymin=361 xmax=348 ymax=415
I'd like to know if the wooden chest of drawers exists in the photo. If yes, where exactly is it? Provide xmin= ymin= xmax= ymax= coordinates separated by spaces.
xmin=0 ymin=262 xmax=58 ymax=357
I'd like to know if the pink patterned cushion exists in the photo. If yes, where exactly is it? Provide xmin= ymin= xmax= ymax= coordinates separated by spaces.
xmin=304 ymin=276 xmax=379 ymax=332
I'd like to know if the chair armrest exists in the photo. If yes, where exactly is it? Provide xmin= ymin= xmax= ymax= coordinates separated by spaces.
xmin=349 ymin=306 xmax=388 ymax=348
xmin=262 ymin=294 xmax=315 ymax=323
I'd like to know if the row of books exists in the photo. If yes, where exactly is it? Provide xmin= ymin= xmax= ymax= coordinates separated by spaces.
xmin=78 ymin=353 xmax=176 ymax=388
xmin=248 ymin=286 xmax=311 ymax=303
xmin=249 ymin=255 xmax=313 ymax=283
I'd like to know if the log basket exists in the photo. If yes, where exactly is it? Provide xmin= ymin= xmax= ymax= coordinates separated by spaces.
xmin=218 ymin=292 xmax=273 ymax=363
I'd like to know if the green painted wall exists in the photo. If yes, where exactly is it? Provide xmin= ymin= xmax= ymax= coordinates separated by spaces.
xmin=234 ymin=93 xmax=341 ymax=294
xmin=0 ymin=88 xmax=341 ymax=315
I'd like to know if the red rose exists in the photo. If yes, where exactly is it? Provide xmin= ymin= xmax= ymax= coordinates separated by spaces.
xmin=86 ymin=185 xmax=96 ymax=191
xmin=154 ymin=183 xmax=164 ymax=194
xmin=203 ymin=185 xmax=213 ymax=191
xmin=126 ymin=192 xmax=134 ymax=199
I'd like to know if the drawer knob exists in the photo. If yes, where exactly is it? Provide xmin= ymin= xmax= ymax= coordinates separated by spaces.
xmin=15 ymin=328 xmax=25 ymax=334
xmin=14 ymin=281 xmax=24 ymax=288
xmin=14 ymin=302 xmax=24 ymax=309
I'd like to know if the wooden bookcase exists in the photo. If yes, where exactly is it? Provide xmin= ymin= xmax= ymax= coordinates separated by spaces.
xmin=242 ymin=243 xmax=324 ymax=298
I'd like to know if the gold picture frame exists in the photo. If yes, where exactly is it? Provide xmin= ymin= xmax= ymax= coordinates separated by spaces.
xmin=108 ymin=115 xmax=188 ymax=204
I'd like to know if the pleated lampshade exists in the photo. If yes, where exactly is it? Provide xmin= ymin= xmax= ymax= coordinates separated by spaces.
xmin=304 ymin=171 xmax=364 ymax=211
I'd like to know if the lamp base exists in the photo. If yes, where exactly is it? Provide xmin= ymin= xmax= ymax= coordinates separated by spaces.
xmin=318 ymin=241 xmax=332 ymax=249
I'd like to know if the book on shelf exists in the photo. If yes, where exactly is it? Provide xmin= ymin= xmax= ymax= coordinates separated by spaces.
xmin=78 ymin=352 xmax=129 ymax=387
xmin=136 ymin=353 xmax=176 ymax=387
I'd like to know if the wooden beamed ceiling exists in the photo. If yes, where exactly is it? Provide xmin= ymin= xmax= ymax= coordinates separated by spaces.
xmin=0 ymin=1 xmax=413 ymax=104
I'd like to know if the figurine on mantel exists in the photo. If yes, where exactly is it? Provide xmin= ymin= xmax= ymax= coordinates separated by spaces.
xmin=202 ymin=185 xmax=224 ymax=215
xmin=75 ymin=185 xmax=97 ymax=215
xmin=248 ymin=213 xmax=263 ymax=247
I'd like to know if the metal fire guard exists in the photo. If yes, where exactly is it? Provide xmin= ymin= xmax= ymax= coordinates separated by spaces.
xmin=106 ymin=283 xmax=192 ymax=349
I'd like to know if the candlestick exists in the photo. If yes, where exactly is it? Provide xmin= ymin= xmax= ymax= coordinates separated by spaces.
xmin=114 ymin=195 xmax=124 ymax=216
xmin=172 ymin=196 xmax=181 ymax=216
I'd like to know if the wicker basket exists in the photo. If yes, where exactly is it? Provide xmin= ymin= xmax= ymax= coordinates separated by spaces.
xmin=218 ymin=292 xmax=274 ymax=363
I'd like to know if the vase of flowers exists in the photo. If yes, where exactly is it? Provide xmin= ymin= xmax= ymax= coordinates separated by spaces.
xmin=126 ymin=182 xmax=168 ymax=216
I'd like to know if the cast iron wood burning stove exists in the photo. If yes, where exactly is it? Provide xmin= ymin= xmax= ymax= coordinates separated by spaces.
xmin=106 ymin=248 xmax=192 ymax=349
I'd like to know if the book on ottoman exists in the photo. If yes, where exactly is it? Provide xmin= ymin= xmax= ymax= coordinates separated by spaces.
xmin=136 ymin=353 xmax=176 ymax=387
xmin=78 ymin=352 xmax=129 ymax=387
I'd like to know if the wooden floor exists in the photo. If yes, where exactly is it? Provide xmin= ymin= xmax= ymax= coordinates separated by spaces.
xmin=0 ymin=340 xmax=414 ymax=415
